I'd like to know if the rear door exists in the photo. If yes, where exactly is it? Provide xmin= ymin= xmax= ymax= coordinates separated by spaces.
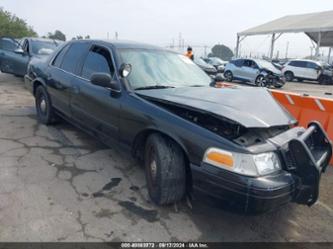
xmin=291 ymin=61 xmax=307 ymax=78
xmin=0 ymin=38 xmax=29 ymax=76
xmin=47 ymin=41 xmax=90 ymax=117
xmin=232 ymin=59 xmax=244 ymax=79
xmin=70 ymin=44 xmax=120 ymax=141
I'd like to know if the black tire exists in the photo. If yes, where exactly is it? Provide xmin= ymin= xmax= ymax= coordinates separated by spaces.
xmin=224 ymin=71 xmax=233 ymax=82
xmin=144 ymin=133 xmax=186 ymax=205
xmin=255 ymin=75 xmax=266 ymax=87
xmin=297 ymin=78 xmax=303 ymax=82
xmin=35 ymin=85 xmax=57 ymax=125
xmin=284 ymin=71 xmax=294 ymax=82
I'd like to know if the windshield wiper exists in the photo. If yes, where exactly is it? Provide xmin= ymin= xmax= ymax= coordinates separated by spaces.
xmin=134 ymin=85 xmax=175 ymax=91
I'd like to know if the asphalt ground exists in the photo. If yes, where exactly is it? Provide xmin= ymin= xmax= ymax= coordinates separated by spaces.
xmin=0 ymin=73 xmax=332 ymax=242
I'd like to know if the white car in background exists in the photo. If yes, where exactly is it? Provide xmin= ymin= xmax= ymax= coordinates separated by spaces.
xmin=282 ymin=59 xmax=333 ymax=84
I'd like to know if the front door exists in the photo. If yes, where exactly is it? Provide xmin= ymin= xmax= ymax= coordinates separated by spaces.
xmin=0 ymin=38 xmax=30 ymax=76
xmin=241 ymin=60 xmax=259 ymax=82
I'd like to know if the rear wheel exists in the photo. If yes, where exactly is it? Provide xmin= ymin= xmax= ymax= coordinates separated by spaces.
xmin=35 ymin=85 xmax=58 ymax=125
xmin=224 ymin=71 xmax=233 ymax=82
xmin=285 ymin=71 xmax=294 ymax=82
xmin=144 ymin=133 xmax=186 ymax=205
xmin=297 ymin=78 xmax=303 ymax=82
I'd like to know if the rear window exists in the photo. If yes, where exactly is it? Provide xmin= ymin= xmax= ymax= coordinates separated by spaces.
xmin=60 ymin=42 xmax=89 ymax=74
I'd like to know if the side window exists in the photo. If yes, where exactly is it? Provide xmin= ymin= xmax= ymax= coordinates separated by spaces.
xmin=234 ymin=59 xmax=243 ymax=67
xmin=81 ymin=46 xmax=115 ymax=80
xmin=61 ymin=43 xmax=89 ymax=74
xmin=243 ymin=60 xmax=251 ymax=67
xmin=307 ymin=62 xmax=319 ymax=69
xmin=297 ymin=61 xmax=307 ymax=68
xmin=0 ymin=38 xmax=18 ymax=51
xmin=52 ymin=44 xmax=70 ymax=68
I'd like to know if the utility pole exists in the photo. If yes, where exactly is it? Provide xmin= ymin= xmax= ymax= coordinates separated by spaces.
xmin=107 ymin=32 xmax=109 ymax=40
xmin=115 ymin=32 xmax=118 ymax=40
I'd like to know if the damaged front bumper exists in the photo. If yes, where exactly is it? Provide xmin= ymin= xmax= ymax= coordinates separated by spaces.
xmin=191 ymin=122 xmax=332 ymax=213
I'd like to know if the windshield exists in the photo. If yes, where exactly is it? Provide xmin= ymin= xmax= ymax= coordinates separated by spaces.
xmin=119 ymin=49 xmax=212 ymax=89
xmin=31 ymin=40 xmax=60 ymax=55
xmin=256 ymin=59 xmax=278 ymax=71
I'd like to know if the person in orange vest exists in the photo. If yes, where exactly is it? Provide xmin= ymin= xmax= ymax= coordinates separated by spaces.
xmin=185 ymin=46 xmax=194 ymax=60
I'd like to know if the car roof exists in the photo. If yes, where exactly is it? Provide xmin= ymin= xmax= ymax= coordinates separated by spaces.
xmin=288 ymin=59 xmax=320 ymax=64
xmin=88 ymin=39 xmax=170 ymax=51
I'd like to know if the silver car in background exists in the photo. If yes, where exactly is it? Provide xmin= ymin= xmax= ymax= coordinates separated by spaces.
xmin=224 ymin=58 xmax=285 ymax=88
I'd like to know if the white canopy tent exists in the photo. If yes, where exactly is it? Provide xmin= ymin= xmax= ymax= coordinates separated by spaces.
xmin=236 ymin=10 xmax=333 ymax=60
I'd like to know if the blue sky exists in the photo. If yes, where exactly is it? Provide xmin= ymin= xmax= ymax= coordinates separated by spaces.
xmin=1 ymin=0 xmax=333 ymax=58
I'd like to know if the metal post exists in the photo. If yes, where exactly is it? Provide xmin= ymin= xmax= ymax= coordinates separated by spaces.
xmin=235 ymin=35 xmax=240 ymax=58
xmin=270 ymin=33 xmax=276 ymax=59
xmin=315 ymin=32 xmax=321 ymax=58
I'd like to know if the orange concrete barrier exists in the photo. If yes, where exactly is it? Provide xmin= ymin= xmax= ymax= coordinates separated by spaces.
xmin=271 ymin=90 xmax=333 ymax=165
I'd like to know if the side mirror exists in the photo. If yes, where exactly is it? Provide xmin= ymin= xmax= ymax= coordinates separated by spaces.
xmin=14 ymin=48 xmax=25 ymax=54
xmin=119 ymin=63 xmax=132 ymax=78
xmin=90 ymin=73 xmax=120 ymax=91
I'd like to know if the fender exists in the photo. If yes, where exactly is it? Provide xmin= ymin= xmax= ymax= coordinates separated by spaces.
xmin=31 ymin=76 xmax=47 ymax=96
xmin=132 ymin=126 xmax=190 ymax=160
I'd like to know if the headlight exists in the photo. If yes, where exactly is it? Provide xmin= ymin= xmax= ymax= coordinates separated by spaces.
xmin=253 ymin=152 xmax=281 ymax=175
xmin=203 ymin=148 xmax=281 ymax=177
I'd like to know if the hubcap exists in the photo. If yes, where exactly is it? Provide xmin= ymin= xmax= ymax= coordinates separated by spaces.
xmin=150 ymin=159 xmax=157 ymax=182
xmin=40 ymin=97 xmax=47 ymax=114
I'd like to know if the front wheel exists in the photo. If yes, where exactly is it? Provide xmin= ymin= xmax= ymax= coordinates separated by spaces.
xmin=144 ymin=133 xmax=186 ymax=205
xmin=255 ymin=75 xmax=266 ymax=87
xmin=35 ymin=85 xmax=58 ymax=125
xmin=224 ymin=71 xmax=233 ymax=82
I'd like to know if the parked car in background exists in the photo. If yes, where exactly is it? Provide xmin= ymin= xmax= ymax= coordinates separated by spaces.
xmin=194 ymin=57 xmax=217 ymax=76
xmin=224 ymin=58 xmax=285 ymax=88
xmin=25 ymin=40 xmax=332 ymax=213
xmin=202 ymin=57 xmax=228 ymax=72
xmin=0 ymin=37 xmax=62 ymax=77
xmin=282 ymin=59 xmax=333 ymax=84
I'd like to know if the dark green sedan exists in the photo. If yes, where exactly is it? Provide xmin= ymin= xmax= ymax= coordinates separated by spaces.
xmin=0 ymin=37 xmax=62 ymax=77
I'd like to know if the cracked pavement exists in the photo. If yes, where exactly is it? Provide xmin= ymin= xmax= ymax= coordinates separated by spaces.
xmin=0 ymin=73 xmax=332 ymax=242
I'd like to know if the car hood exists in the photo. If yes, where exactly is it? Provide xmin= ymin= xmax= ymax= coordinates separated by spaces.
xmin=263 ymin=66 xmax=281 ymax=75
xmin=137 ymin=86 xmax=296 ymax=128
